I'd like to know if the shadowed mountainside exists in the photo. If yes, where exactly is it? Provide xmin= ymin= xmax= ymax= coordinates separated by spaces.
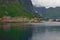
xmin=0 ymin=0 xmax=40 ymax=18
xmin=34 ymin=7 xmax=60 ymax=18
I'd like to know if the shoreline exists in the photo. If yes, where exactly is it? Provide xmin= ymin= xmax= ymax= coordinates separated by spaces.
xmin=1 ymin=22 xmax=60 ymax=26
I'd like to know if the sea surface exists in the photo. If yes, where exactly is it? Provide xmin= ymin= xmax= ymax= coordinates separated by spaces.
xmin=0 ymin=23 xmax=60 ymax=40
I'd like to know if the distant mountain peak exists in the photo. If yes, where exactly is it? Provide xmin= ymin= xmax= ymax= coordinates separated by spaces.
xmin=34 ymin=6 xmax=60 ymax=18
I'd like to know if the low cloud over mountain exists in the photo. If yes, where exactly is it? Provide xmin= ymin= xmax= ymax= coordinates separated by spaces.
xmin=31 ymin=0 xmax=60 ymax=8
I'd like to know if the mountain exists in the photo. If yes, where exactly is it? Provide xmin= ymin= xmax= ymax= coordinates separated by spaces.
xmin=46 ymin=7 xmax=60 ymax=18
xmin=19 ymin=0 xmax=33 ymax=12
xmin=33 ymin=7 xmax=46 ymax=17
xmin=0 ymin=0 xmax=39 ymax=18
xmin=34 ymin=7 xmax=60 ymax=18
xmin=18 ymin=0 xmax=40 ymax=18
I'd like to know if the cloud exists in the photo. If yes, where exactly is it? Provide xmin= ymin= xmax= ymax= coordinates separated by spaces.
xmin=31 ymin=0 xmax=60 ymax=8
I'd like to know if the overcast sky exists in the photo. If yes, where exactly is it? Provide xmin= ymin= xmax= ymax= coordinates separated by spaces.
xmin=31 ymin=0 xmax=60 ymax=8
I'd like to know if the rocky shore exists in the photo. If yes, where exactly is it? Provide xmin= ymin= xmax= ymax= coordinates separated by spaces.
xmin=0 ymin=17 xmax=41 ymax=23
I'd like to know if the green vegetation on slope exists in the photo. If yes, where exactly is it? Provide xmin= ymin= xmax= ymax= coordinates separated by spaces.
xmin=45 ymin=8 xmax=60 ymax=18
xmin=0 ymin=2 xmax=37 ymax=18
xmin=0 ymin=6 xmax=7 ymax=17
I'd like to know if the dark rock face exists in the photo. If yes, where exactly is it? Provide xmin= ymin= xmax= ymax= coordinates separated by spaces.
xmin=18 ymin=0 xmax=33 ymax=12
xmin=33 ymin=7 xmax=46 ymax=17
xmin=18 ymin=0 xmax=40 ymax=17
xmin=1 ymin=0 xmax=34 ymax=12
xmin=0 ymin=0 xmax=16 ymax=6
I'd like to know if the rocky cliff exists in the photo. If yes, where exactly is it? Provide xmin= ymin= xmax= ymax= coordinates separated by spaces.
xmin=19 ymin=0 xmax=33 ymax=12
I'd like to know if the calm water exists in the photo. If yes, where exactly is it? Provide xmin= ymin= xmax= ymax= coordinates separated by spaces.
xmin=0 ymin=23 xmax=60 ymax=40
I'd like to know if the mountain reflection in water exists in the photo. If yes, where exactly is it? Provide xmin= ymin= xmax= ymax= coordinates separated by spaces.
xmin=0 ymin=23 xmax=33 ymax=40
xmin=0 ymin=23 xmax=60 ymax=40
xmin=31 ymin=26 xmax=60 ymax=40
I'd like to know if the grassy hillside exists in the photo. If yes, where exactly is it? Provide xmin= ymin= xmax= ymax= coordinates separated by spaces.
xmin=0 ymin=2 xmax=37 ymax=18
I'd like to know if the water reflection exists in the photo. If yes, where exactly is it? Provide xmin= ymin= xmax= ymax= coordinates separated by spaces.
xmin=1 ymin=23 xmax=11 ymax=31
xmin=32 ymin=26 xmax=60 ymax=40
xmin=0 ymin=23 xmax=60 ymax=40
xmin=0 ymin=23 xmax=33 ymax=40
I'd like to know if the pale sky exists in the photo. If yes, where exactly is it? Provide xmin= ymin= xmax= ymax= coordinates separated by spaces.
xmin=31 ymin=0 xmax=60 ymax=8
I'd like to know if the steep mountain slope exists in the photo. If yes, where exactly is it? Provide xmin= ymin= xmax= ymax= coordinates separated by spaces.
xmin=46 ymin=7 xmax=60 ymax=18
xmin=0 ymin=0 xmax=39 ymax=18
xmin=19 ymin=0 xmax=33 ymax=12
xmin=34 ymin=7 xmax=60 ymax=18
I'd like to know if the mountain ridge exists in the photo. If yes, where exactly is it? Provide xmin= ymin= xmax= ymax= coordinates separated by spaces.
xmin=0 ymin=0 xmax=40 ymax=18
xmin=34 ymin=7 xmax=60 ymax=18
